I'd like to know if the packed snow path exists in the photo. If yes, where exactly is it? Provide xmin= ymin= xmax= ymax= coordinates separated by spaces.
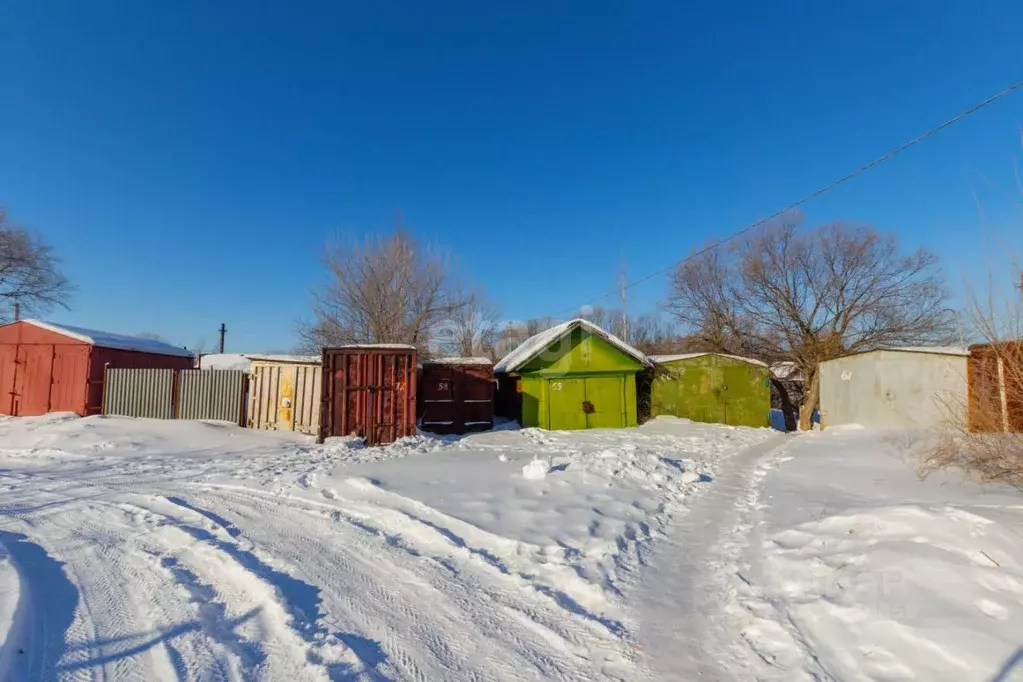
xmin=0 ymin=414 xmax=777 ymax=681
xmin=635 ymin=433 xmax=794 ymax=679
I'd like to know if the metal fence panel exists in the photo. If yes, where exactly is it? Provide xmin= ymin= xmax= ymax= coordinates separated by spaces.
xmin=178 ymin=370 xmax=246 ymax=423
xmin=103 ymin=368 xmax=175 ymax=419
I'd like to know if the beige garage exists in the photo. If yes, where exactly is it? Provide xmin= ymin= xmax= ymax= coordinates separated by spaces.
xmin=247 ymin=354 xmax=322 ymax=435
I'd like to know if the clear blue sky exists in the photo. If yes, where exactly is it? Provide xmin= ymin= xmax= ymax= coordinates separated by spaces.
xmin=2 ymin=1 xmax=1022 ymax=352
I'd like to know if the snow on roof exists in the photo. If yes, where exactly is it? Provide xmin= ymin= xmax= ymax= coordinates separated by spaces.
xmin=336 ymin=343 xmax=417 ymax=350
xmin=649 ymin=352 xmax=768 ymax=368
xmin=884 ymin=346 xmax=970 ymax=357
xmin=822 ymin=346 xmax=972 ymax=364
xmin=494 ymin=318 xmax=649 ymax=373
xmin=199 ymin=353 xmax=251 ymax=370
xmin=26 ymin=320 xmax=194 ymax=358
xmin=423 ymin=357 xmax=493 ymax=365
xmin=770 ymin=361 xmax=802 ymax=379
xmin=245 ymin=354 xmax=321 ymax=364
xmin=200 ymin=353 xmax=321 ymax=370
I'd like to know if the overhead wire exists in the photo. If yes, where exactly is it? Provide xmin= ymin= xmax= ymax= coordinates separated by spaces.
xmin=545 ymin=78 xmax=1023 ymax=319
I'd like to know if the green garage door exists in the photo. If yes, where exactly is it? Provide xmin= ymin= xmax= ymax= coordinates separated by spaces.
xmin=584 ymin=377 xmax=625 ymax=428
xmin=547 ymin=378 xmax=587 ymax=430
xmin=546 ymin=376 xmax=626 ymax=430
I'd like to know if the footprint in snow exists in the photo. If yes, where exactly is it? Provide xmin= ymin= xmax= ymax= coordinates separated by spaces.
xmin=976 ymin=599 xmax=1009 ymax=620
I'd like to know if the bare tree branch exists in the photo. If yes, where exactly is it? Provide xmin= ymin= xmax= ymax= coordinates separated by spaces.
xmin=0 ymin=210 xmax=72 ymax=321
xmin=298 ymin=227 xmax=472 ymax=352
xmin=667 ymin=214 xmax=955 ymax=428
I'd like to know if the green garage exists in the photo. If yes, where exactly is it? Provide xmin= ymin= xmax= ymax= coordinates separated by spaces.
xmin=494 ymin=319 xmax=649 ymax=430
xmin=648 ymin=353 xmax=770 ymax=427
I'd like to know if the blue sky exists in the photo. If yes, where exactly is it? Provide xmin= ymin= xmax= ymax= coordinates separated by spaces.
xmin=2 ymin=2 xmax=1022 ymax=352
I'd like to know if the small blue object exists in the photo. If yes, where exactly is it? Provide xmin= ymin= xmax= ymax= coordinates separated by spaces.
xmin=769 ymin=408 xmax=819 ymax=431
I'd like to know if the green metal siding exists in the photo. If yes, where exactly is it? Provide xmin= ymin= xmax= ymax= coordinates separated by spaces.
xmin=517 ymin=328 xmax=641 ymax=430
xmin=650 ymin=354 xmax=770 ymax=427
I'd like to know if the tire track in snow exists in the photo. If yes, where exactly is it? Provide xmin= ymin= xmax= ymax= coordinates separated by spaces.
xmin=166 ymin=485 xmax=636 ymax=680
xmin=157 ymin=489 xmax=535 ymax=681
xmin=43 ymin=501 xmax=237 ymax=682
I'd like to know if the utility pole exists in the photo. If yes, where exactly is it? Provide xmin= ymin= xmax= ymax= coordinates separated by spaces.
xmin=13 ymin=300 xmax=20 ymax=322
xmin=618 ymin=253 xmax=629 ymax=343
xmin=218 ymin=323 xmax=227 ymax=353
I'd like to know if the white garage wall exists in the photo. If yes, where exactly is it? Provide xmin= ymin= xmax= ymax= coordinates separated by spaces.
xmin=820 ymin=350 xmax=968 ymax=430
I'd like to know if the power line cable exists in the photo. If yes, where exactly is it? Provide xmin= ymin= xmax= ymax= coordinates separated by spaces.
xmin=546 ymin=77 xmax=1023 ymax=319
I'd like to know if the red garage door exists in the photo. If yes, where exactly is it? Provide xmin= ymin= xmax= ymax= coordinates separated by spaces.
xmin=0 ymin=344 xmax=90 ymax=416
xmin=0 ymin=344 xmax=16 ymax=416
xmin=12 ymin=345 xmax=56 ymax=416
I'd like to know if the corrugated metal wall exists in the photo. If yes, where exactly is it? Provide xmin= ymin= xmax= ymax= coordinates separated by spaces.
xmin=248 ymin=362 xmax=322 ymax=435
xmin=104 ymin=368 xmax=175 ymax=419
xmin=178 ymin=370 xmax=246 ymax=423
xmin=103 ymin=368 xmax=247 ymax=423
xmin=419 ymin=362 xmax=494 ymax=434
xmin=320 ymin=347 xmax=417 ymax=445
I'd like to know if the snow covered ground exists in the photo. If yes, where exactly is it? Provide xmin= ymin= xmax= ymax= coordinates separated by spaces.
xmin=0 ymin=415 xmax=1020 ymax=681
xmin=706 ymin=428 xmax=1023 ymax=682
xmin=0 ymin=413 xmax=774 ymax=681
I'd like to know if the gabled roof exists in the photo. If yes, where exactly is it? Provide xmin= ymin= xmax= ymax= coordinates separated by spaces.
xmin=494 ymin=318 xmax=649 ymax=373
xmin=24 ymin=320 xmax=194 ymax=358
xmin=648 ymin=352 xmax=768 ymax=368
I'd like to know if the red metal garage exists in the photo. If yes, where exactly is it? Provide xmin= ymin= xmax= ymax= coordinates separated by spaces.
xmin=0 ymin=319 xmax=194 ymax=417
xmin=319 ymin=345 xmax=418 ymax=445
xmin=419 ymin=358 xmax=494 ymax=434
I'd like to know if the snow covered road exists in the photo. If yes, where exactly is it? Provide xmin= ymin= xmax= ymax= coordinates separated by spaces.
xmin=3 ymin=415 xmax=1020 ymax=681
xmin=0 ymin=414 xmax=775 ymax=681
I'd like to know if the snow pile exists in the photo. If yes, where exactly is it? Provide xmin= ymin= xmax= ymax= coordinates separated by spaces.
xmin=729 ymin=430 xmax=1023 ymax=681
xmin=521 ymin=457 xmax=550 ymax=479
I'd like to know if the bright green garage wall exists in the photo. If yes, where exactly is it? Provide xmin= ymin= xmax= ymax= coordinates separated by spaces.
xmin=650 ymin=354 xmax=770 ymax=427
xmin=518 ymin=327 xmax=642 ymax=430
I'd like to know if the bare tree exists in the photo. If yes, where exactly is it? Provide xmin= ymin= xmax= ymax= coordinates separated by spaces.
xmin=434 ymin=287 xmax=502 ymax=359
xmin=667 ymin=215 xmax=955 ymax=429
xmin=300 ymin=228 xmax=469 ymax=350
xmin=579 ymin=306 xmax=629 ymax=339
xmin=0 ymin=210 xmax=72 ymax=322
xmin=628 ymin=313 xmax=686 ymax=355
xmin=492 ymin=316 xmax=558 ymax=360
xmin=525 ymin=316 xmax=557 ymax=336
xmin=136 ymin=332 xmax=166 ymax=342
